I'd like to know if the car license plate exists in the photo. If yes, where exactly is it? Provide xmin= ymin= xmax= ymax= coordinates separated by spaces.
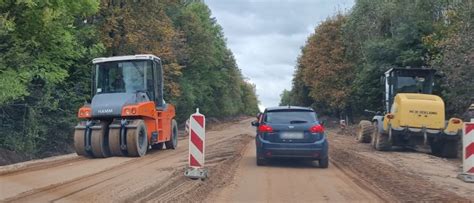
xmin=280 ymin=132 xmax=304 ymax=139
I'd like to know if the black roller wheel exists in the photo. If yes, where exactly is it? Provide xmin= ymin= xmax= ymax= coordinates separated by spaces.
xmin=126 ymin=120 xmax=148 ymax=157
xmin=165 ymin=119 xmax=178 ymax=150
xmin=357 ymin=120 xmax=373 ymax=143
xmin=91 ymin=122 xmax=111 ymax=158
xmin=440 ymin=140 xmax=458 ymax=158
xmin=108 ymin=127 xmax=126 ymax=156
xmin=430 ymin=139 xmax=442 ymax=156
xmin=74 ymin=128 xmax=91 ymax=157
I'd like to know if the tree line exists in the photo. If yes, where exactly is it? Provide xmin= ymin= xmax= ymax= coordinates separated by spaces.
xmin=281 ymin=0 xmax=473 ymax=121
xmin=0 ymin=0 xmax=259 ymax=157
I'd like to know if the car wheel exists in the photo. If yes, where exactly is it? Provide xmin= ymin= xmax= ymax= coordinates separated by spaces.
xmin=319 ymin=157 xmax=329 ymax=168
xmin=256 ymin=157 xmax=266 ymax=166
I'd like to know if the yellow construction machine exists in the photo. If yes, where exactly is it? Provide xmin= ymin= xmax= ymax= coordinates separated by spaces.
xmin=357 ymin=68 xmax=463 ymax=158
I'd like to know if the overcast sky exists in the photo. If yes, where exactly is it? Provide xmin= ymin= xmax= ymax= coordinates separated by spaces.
xmin=206 ymin=0 xmax=355 ymax=110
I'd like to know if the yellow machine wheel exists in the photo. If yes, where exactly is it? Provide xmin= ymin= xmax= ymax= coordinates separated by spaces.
xmin=91 ymin=122 xmax=111 ymax=158
xmin=373 ymin=122 xmax=391 ymax=151
xmin=108 ymin=127 xmax=126 ymax=156
xmin=357 ymin=120 xmax=373 ymax=143
xmin=126 ymin=120 xmax=148 ymax=157
xmin=371 ymin=122 xmax=377 ymax=148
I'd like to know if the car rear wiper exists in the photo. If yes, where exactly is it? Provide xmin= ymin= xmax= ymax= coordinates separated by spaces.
xmin=289 ymin=120 xmax=308 ymax=124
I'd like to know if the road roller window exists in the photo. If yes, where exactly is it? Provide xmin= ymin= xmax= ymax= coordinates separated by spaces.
xmin=95 ymin=60 xmax=152 ymax=94
xmin=146 ymin=63 xmax=155 ymax=101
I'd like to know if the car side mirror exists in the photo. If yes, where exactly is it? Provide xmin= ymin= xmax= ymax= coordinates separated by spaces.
xmin=251 ymin=121 xmax=259 ymax=127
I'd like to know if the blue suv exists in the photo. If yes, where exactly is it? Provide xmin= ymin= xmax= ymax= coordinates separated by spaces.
xmin=251 ymin=106 xmax=329 ymax=168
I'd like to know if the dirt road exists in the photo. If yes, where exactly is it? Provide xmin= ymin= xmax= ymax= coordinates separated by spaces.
xmin=1 ymin=118 xmax=473 ymax=202
xmin=210 ymin=142 xmax=385 ymax=202
xmin=327 ymin=130 xmax=473 ymax=202
xmin=0 ymin=118 xmax=255 ymax=203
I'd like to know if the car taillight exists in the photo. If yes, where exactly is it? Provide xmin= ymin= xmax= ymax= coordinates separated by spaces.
xmin=258 ymin=124 xmax=273 ymax=133
xmin=309 ymin=124 xmax=324 ymax=133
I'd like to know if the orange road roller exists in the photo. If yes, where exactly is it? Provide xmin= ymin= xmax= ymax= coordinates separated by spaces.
xmin=74 ymin=54 xmax=178 ymax=157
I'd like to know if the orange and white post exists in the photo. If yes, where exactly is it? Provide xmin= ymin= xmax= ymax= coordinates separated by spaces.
xmin=459 ymin=122 xmax=474 ymax=183
xmin=184 ymin=108 xmax=208 ymax=180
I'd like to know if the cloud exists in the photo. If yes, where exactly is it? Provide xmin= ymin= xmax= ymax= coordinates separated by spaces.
xmin=206 ymin=0 xmax=355 ymax=108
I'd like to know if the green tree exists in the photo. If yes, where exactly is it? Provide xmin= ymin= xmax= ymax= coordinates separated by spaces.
xmin=423 ymin=1 xmax=474 ymax=116
xmin=289 ymin=0 xmax=473 ymax=119
xmin=0 ymin=0 xmax=260 ymax=160
xmin=279 ymin=89 xmax=291 ymax=106
xmin=0 ymin=0 xmax=101 ymax=153
xmin=97 ymin=0 xmax=184 ymax=98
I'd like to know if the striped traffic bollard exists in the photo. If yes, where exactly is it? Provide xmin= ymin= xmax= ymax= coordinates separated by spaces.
xmin=458 ymin=122 xmax=474 ymax=183
xmin=184 ymin=108 xmax=208 ymax=180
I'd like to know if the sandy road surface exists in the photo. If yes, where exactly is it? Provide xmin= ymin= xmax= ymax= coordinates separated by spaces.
xmin=209 ymin=129 xmax=474 ymax=202
xmin=210 ymin=140 xmax=386 ymax=202
xmin=0 ymin=118 xmax=255 ymax=203
xmin=327 ymin=130 xmax=473 ymax=202
xmin=2 ymin=119 xmax=473 ymax=202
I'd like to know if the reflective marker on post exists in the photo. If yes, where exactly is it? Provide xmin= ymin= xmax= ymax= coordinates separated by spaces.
xmin=184 ymin=109 xmax=208 ymax=180
xmin=185 ymin=118 xmax=190 ymax=135
xmin=458 ymin=122 xmax=474 ymax=183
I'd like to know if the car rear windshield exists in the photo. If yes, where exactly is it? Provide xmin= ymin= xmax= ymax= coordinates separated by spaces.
xmin=264 ymin=110 xmax=317 ymax=124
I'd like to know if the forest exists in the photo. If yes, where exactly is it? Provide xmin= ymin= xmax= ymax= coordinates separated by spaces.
xmin=0 ymin=0 xmax=259 ymax=158
xmin=281 ymin=0 xmax=473 ymax=121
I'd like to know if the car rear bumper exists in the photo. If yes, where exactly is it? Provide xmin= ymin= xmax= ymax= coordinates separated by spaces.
xmin=256 ymin=136 xmax=328 ymax=160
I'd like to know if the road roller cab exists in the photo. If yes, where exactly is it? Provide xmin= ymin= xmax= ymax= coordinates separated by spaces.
xmin=74 ymin=54 xmax=178 ymax=158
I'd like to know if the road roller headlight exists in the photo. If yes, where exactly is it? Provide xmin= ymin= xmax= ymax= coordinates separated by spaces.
xmin=123 ymin=106 xmax=138 ymax=116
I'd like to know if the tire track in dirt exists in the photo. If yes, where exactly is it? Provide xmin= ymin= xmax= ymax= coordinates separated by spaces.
xmin=127 ymin=134 xmax=253 ymax=202
xmin=4 ymin=152 xmax=157 ymax=202
xmin=209 ymin=135 xmax=387 ymax=202
xmin=1 ymin=134 xmax=196 ymax=202
xmin=328 ymin=130 xmax=470 ymax=202
xmin=0 ymin=155 xmax=82 ymax=176
xmin=1 ymin=118 xmax=255 ymax=203
xmin=329 ymin=159 xmax=393 ymax=202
